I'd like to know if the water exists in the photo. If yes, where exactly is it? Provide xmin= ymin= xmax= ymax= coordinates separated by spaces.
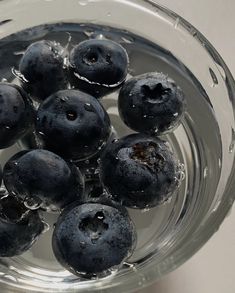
xmin=0 ymin=23 xmax=223 ymax=286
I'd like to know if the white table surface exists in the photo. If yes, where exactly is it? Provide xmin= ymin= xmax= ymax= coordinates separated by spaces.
xmin=140 ymin=1 xmax=235 ymax=292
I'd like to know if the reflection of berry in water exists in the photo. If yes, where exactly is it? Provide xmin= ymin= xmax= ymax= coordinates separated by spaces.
xmin=3 ymin=149 xmax=84 ymax=212
xmin=52 ymin=203 xmax=136 ymax=277
xmin=118 ymin=72 xmax=186 ymax=134
xmin=100 ymin=133 xmax=181 ymax=209
xmin=0 ymin=196 xmax=44 ymax=257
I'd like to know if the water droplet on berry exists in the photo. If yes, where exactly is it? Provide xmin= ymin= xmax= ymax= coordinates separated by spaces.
xmin=0 ymin=187 xmax=8 ymax=198
xmin=38 ymin=131 xmax=45 ymax=136
xmin=84 ymin=103 xmax=94 ymax=112
xmin=80 ymin=241 xmax=86 ymax=248
xmin=60 ymin=96 xmax=68 ymax=102
xmin=173 ymin=112 xmax=179 ymax=117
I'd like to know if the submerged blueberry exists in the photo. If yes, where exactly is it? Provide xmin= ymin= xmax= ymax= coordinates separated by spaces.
xmin=52 ymin=202 xmax=136 ymax=277
xmin=118 ymin=72 xmax=186 ymax=134
xmin=36 ymin=89 xmax=111 ymax=161
xmin=0 ymin=196 xmax=44 ymax=256
xmin=0 ymin=83 xmax=34 ymax=148
xmin=69 ymin=39 xmax=129 ymax=97
xmin=19 ymin=40 xmax=67 ymax=101
xmin=3 ymin=149 xmax=84 ymax=211
xmin=100 ymin=133 xmax=181 ymax=209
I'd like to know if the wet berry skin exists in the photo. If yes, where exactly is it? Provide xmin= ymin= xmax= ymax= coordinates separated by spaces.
xmin=118 ymin=72 xmax=186 ymax=134
xmin=19 ymin=40 xmax=67 ymax=101
xmin=0 ymin=196 xmax=44 ymax=257
xmin=99 ymin=133 xmax=181 ymax=209
xmin=0 ymin=83 xmax=34 ymax=149
xmin=69 ymin=39 xmax=129 ymax=97
xmin=3 ymin=149 xmax=84 ymax=212
xmin=52 ymin=202 xmax=136 ymax=277
xmin=36 ymin=89 xmax=111 ymax=161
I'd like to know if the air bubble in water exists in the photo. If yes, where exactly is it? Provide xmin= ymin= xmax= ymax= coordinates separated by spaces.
xmin=209 ymin=68 xmax=219 ymax=87
xmin=11 ymin=67 xmax=28 ymax=83
xmin=203 ymin=166 xmax=209 ymax=178
xmin=121 ymin=37 xmax=134 ymax=44
xmin=84 ymin=30 xmax=94 ymax=38
xmin=229 ymin=128 xmax=235 ymax=153
xmin=174 ymin=17 xmax=180 ymax=29
xmin=24 ymin=197 xmax=43 ymax=210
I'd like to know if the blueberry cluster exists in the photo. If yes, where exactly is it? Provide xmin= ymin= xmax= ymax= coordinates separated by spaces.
xmin=0 ymin=37 xmax=186 ymax=278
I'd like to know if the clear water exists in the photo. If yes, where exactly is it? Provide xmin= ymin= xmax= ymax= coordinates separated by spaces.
xmin=0 ymin=23 xmax=222 ymax=286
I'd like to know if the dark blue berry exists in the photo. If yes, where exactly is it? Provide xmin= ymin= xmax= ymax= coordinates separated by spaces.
xmin=36 ymin=89 xmax=111 ymax=161
xmin=19 ymin=40 xmax=67 ymax=101
xmin=118 ymin=72 xmax=186 ymax=134
xmin=69 ymin=39 xmax=129 ymax=97
xmin=52 ymin=202 xmax=136 ymax=277
xmin=0 ymin=196 xmax=44 ymax=256
xmin=3 ymin=149 xmax=84 ymax=211
xmin=99 ymin=133 xmax=181 ymax=209
xmin=0 ymin=83 xmax=34 ymax=148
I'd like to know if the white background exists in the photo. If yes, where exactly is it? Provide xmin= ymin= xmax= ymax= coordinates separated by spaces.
xmin=140 ymin=1 xmax=235 ymax=292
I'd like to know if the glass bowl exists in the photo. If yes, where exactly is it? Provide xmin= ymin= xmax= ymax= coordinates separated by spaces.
xmin=0 ymin=0 xmax=235 ymax=292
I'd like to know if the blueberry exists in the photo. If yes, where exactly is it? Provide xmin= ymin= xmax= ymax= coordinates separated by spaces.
xmin=19 ymin=40 xmax=67 ymax=101
xmin=69 ymin=39 xmax=129 ymax=97
xmin=118 ymin=72 xmax=186 ymax=134
xmin=0 ymin=196 xmax=44 ymax=256
xmin=3 ymin=149 xmax=84 ymax=211
xmin=0 ymin=83 xmax=34 ymax=148
xmin=99 ymin=133 xmax=181 ymax=209
xmin=52 ymin=202 xmax=136 ymax=277
xmin=36 ymin=89 xmax=111 ymax=161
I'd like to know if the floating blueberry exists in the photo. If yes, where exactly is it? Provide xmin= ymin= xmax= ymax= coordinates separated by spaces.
xmin=69 ymin=39 xmax=129 ymax=97
xmin=19 ymin=40 xmax=67 ymax=101
xmin=99 ymin=133 xmax=181 ymax=209
xmin=0 ymin=83 xmax=34 ymax=148
xmin=118 ymin=72 xmax=186 ymax=134
xmin=36 ymin=89 xmax=111 ymax=161
xmin=3 ymin=149 xmax=84 ymax=212
xmin=52 ymin=202 xmax=136 ymax=277
xmin=0 ymin=196 xmax=44 ymax=257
